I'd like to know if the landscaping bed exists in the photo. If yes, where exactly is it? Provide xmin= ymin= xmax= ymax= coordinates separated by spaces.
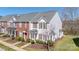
xmin=23 ymin=43 xmax=48 ymax=51
xmin=5 ymin=39 xmax=18 ymax=44
xmin=23 ymin=47 xmax=47 ymax=51
xmin=0 ymin=37 xmax=10 ymax=41
xmin=27 ymin=44 xmax=47 ymax=49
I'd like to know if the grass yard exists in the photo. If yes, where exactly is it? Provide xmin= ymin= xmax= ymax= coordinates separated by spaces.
xmin=53 ymin=35 xmax=79 ymax=51
xmin=0 ymin=43 xmax=15 ymax=51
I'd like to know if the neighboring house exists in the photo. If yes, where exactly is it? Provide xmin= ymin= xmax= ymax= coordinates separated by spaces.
xmin=0 ymin=15 xmax=17 ymax=37
xmin=15 ymin=11 xmax=63 ymax=42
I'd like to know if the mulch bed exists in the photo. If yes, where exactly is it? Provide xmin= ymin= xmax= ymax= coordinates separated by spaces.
xmin=0 ymin=37 xmax=10 ymax=41
xmin=5 ymin=39 xmax=18 ymax=44
xmin=27 ymin=44 xmax=47 ymax=49
xmin=15 ymin=42 xmax=27 ymax=47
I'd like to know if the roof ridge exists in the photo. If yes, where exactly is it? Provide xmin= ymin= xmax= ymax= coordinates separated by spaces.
xmin=31 ymin=13 xmax=41 ymax=22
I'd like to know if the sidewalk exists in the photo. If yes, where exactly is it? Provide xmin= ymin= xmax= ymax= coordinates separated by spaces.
xmin=0 ymin=48 xmax=5 ymax=51
xmin=0 ymin=40 xmax=26 ymax=51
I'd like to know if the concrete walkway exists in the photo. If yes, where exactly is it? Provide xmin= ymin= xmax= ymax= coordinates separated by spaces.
xmin=20 ymin=43 xmax=31 ymax=48
xmin=12 ymin=41 xmax=22 ymax=46
xmin=3 ymin=38 xmax=10 ymax=41
xmin=0 ymin=39 xmax=26 ymax=51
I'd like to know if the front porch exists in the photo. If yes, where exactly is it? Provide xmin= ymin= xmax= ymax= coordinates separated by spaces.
xmin=7 ymin=27 xmax=16 ymax=38
xmin=29 ymin=29 xmax=56 ymax=42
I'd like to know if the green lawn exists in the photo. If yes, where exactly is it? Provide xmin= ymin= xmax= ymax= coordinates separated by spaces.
xmin=53 ymin=35 xmax=79 ymax=51
xmin=0 ymin=43 xmax=15 ymax=51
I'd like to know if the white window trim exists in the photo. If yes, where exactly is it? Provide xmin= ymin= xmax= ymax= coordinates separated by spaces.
xmin=39 ymin=22 xmax=47 ymax=29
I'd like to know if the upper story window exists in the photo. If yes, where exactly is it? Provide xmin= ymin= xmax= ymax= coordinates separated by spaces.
xmin=2 ymin=22 xmax=4 ymax=26
xmin=33 ymin=22 xmax=37 ymax=28
xmin=25 ymin=23 xmax=27 ymax=28
xmin=43 ymin=23 xmax=47 ymax=29
xmin=19 ymin=23 xmax=22 ymax=28
xmin=39 ymin=22 xmax=47 ymax=29
xmin=25 ymin=22 xmax=28 ymax=28
xmin=7 ymin=22 xmax=10 ymax=27
xmin=39 ymin=23 xmax=42 ymax=29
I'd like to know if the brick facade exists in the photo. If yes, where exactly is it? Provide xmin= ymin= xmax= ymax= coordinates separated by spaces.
xmin=16 ymin=22 xmax=29 ymax=41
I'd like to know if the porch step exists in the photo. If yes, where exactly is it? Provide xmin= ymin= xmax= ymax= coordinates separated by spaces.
xmin=20 ymin=43 xmax=31 ymax=49
xmin=12 ymin=41 xmax=22 ymax=46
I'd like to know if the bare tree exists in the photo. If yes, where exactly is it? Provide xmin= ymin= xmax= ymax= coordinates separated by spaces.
xmin=62 ymin=7 xmax=79 ymax=35
xmin=62 ymin=7 xmax=78 ymax=21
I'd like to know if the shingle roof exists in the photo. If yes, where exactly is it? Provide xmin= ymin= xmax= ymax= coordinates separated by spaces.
xmin=0 ymin=11 xmax=56 ymax=23
xmin=0 ymin=15 xmax=17 ymax=22
xmin=15 ymin=13 xmax=38 ymax=22
xmin=15 ymin=11 xmax=56 ymax=23
xmin=31 ymin=11 xmax=56 ymax=23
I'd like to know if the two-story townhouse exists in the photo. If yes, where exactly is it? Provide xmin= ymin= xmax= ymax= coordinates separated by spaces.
xmin=14 ymin=13 xmax=37 ymax=41
xmin=0 ymin=15 xmax=17 ymax=37
xmin=15 ymin=11 xmax=63 ymax=42
xmin=29 ymin=11 xmax=63 ymax=42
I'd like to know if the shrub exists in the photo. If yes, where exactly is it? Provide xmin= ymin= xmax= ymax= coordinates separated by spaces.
xmin=30 ymin=40 xmax=35 ymax=44
xmin=73 ymin=38 xmax=79 ymax=47
xmin=47 ymin=40 xmax=54 ymax=47
xmin=16 ymin=36 xmax=24 ymax=42
xmin=36 ymin=40 xmax=46 ymax=44
xmin=26 ymin=38 xmax=31 ymax=43
xmin=0 ymin=33 xmax=4 ymax=35
xmin=2 ymin=34 xmax=10 ymax=37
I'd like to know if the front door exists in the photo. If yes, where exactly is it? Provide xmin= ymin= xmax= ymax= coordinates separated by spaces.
xmin=23 ymin=32 xmax=28 ymax=41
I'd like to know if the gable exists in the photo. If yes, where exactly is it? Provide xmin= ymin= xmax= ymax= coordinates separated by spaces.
xmin=48 ymin=12 xmax=62 ymax=31
xmin=39 ymin=19 xmax=46 ymax=23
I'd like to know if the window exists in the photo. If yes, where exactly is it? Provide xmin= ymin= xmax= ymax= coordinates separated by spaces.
xmin=39 ymin=34 xmax=42 ymax=40
xmin=39 ymin=22 xmax=47 ymax=29
xmin=13 ymin=23 xmax=16 ymax=27
xmin=25 ymin=23 xmax=27 ymax=28
xmin=19 ymin=23 xmax=22 ymax=28
xmin=43 ymin=35 xmax=47 ymax=41
xmin=7 ymin=22 xmax=10 ymax=27
xmin=25 ymin=22 xmax=29 ymax=28
xmin=39 ymin=23 xmax=42 ymax=29
xmin=19 ymin=32 xmax=23 ymax=37
xmin=31 ymin=33 xmax=35 ymax=39
xmin=59 ymin=29 xmax=62 ymax=33
xmin=43 ymin=23 xmax=47 ymax=29
xmin=33 ymin=23 xmax=37 ymax=28
xmin=2 ymin=22 xmax=3 ymax=26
